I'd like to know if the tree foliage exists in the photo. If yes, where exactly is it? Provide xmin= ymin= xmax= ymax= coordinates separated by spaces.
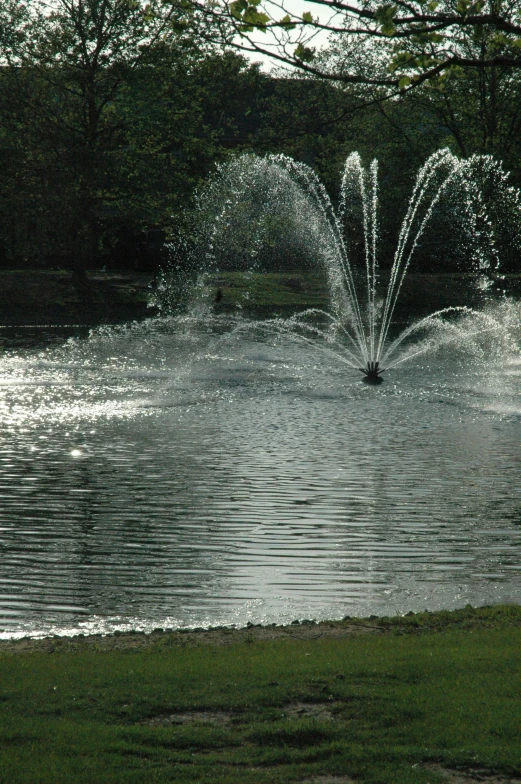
xmin=0 ymin=0 xmax=248 ymax=269
xmin=192 ymin=0 xmax=521 ymax=94
xmin=0 ymin=0 xmax=520 ymax=278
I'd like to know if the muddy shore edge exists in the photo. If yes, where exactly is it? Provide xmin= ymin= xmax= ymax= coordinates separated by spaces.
xmin=2 ymin=603 xmax=521 ymax=655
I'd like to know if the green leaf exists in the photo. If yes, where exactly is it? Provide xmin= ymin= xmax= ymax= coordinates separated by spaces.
xmin=398 ymin=75 xmax=411 ymax=89
xmin=455 ymin=0 xmax=483 ymax=14
xmin=230 ymin=0 xmax=248 ymax=19
xmin=388 ymin=50 xmax=417 ymax=71
xmin=375 ymin=4 xmax=398 ymax=35
xmin=279 ymin=14 xmax=296 ymax=29
xmin=242 ymin=7 xmax=269 ymax=28
xmin=230 ymin=0 xmax=268 ymax=28
xmin=294 ymin=42 xmax=315 ymax=61
xmin=302 ymin=11 xmax=313 ymax=23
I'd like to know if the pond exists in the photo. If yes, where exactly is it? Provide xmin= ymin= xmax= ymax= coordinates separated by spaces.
xmin=1 ymin=310 xmax=521 ymax=638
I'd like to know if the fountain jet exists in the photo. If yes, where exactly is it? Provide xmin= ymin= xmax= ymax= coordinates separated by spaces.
xmin=195 ymin=148 xmax=520 ymax=382
xmin=360 ymin=361 xmax=384 ymax=384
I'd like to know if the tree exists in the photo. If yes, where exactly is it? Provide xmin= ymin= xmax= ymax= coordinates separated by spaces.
xmin=0 ymin=0 xmax=202 ymax=285
xmin=0 ymin=10 xmax=265 ymax=272
xmin=319 ymin=15 xmax=521 ymax=163
xmin=189 ymin=0 xmax=521 ymax=96
xmin=107 ymin=48 xmax=267 ymax=250
xmin=395 ymin=42 xmax=521 ymax=163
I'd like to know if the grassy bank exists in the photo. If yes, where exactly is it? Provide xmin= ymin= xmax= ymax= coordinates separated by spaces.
xmin=1 ymin=605 xmax=521 ymax=783
xmin=0 ymin=269 xmax=516 ymax=328
xmin=195 ymin=270 xmax=517 ymax=322
xmin=0 ymin=270 xmax=155 ymax=326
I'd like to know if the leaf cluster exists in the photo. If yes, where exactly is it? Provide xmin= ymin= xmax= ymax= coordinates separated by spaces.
xmin=187 ymin=0 xmax=521 ymax=93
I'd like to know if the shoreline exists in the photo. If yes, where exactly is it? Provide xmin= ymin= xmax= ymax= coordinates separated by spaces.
xmin=2 ymin=602 xmax=521 ymax=655
xmin=0 ymin=269 xmax=516 ymax=329
xmin=0 ymin=269 xmax=156 ymax=328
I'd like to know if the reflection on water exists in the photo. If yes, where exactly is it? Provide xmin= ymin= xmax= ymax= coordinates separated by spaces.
xmin=1 ymin=314 xmax=521 ymax=638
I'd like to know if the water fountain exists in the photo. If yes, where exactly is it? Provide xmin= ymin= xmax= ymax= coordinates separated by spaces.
xmin=190 ymin=148 xmax=521 ymax=383
xmin=2 ymin=150 xmax=521 ymax=639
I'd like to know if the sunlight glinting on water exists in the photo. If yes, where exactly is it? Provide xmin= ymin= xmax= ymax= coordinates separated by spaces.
xmin=1 ymin=313 xmax=521 ymax=638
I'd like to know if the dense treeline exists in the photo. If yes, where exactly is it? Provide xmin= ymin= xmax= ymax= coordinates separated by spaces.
xmin=0 ymin=0 xmax=520 ymax=276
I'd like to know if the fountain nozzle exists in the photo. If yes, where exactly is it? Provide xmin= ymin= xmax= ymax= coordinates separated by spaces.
xmin=360 ymin=361 xmax=384 ymax=385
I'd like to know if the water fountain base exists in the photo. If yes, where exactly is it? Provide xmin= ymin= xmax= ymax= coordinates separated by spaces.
xmin=362 ymin=374 xmax=384 ymax=385
xmin=360 ymin=361 xmax=384 ymax=385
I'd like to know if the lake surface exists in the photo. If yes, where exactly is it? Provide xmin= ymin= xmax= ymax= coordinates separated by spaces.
xmin=1 ymin=307 xmax=521 ymax=638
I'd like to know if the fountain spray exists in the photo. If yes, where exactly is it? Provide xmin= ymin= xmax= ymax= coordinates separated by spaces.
xmin=193 ymin=149 xmax=521 ymax=382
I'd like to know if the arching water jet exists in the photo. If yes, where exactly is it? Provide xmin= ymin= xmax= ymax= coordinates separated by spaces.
xmin=174 ymin=149 xmax=521 ymax=383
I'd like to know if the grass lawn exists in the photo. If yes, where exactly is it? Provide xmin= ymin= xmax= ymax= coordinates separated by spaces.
xmin=0 ymin=269 xmax=517 ymax=326
xmin=1 ymin=605 xmax=521 ymax=783
xmin=202 ymin=270 xmax=518 ymax=323
xmin=206 ymin=271 xmax=330 ymax=314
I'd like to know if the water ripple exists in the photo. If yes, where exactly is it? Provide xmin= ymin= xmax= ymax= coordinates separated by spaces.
xmin=0 ymin=321 xmax=521 ymax=636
